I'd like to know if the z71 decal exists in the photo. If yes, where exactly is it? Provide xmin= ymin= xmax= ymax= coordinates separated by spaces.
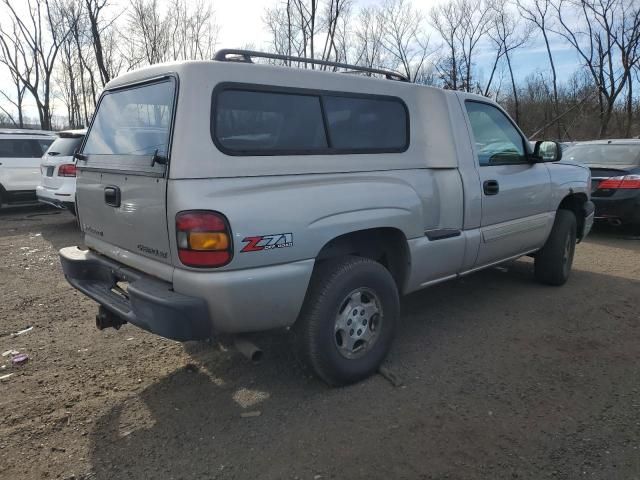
xmin=241 ymin=233 xmax=293 ymax=252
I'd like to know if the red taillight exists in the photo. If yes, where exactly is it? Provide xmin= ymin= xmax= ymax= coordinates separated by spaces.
xmin=58 ymin=164 xmax=77 ymax=177
xmin=176 ymin=211 xmax=232 ymax=268
xmin=597 ymin=174 xmax=640 ymax=190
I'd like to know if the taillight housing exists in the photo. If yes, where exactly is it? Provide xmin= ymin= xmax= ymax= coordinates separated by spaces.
xmin=58 ymin=164 xmax=77 ymax=177
xmin=176 ymin=210 xmax=233 ymax=268
xmin=597 ymin=174 xmax=640 ymax=190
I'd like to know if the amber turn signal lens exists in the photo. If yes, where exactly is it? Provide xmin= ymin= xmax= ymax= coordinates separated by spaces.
xmin=189 ymin=232 xmax=229 ymax=251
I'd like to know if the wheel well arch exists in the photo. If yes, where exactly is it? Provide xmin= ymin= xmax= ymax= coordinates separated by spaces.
xmin=315 ymin=227 xmax=411 ymax=292
xmin=558 ymin=193 xmax=588 ymax=240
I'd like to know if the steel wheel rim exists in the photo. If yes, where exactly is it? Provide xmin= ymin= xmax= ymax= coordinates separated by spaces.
xmin=333 ymin=288 xmax=382 ymax=359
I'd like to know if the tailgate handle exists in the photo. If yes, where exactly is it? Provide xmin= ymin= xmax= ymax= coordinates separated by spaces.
xmin=483 ymin=179 xmax=500 ymax=196
xmin=104 ymin=186 xmax=121 ymax=208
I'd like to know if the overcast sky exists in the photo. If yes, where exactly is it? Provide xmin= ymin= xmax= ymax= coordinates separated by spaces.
xmin=0 ymin=0 xmax=581 ymax=122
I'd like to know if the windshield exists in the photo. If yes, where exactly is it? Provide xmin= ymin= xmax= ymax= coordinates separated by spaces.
xmin=563 ymin=144 xmax=640 ymax=167
xmin=83 ymin=78 xmax=175 ymax=157
xmin=47 ymin=136 xmax=84 ymax=157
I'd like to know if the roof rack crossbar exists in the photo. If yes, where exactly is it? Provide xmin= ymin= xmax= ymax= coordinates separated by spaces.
xmin=213 ymin=49 xmax=409 ymax=82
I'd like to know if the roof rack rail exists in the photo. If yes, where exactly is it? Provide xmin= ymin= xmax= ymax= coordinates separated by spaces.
xmin=213 ymin=49 xmax=409 ymax=82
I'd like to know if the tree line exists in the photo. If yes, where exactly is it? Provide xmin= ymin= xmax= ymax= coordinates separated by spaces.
xmin=0 ymin=0 xmax=638 ymax=140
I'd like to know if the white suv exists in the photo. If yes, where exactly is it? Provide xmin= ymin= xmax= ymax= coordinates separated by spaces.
xmin=36 ymin=130 xmax=86 ymax=215
xmin=0 ymin=129 xmax=55 ymax=208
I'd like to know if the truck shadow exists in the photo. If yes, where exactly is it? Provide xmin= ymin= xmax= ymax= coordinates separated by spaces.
xmin=584 ymin=223 xmax=640 ymax=253
xmin=0 ymin=204 xmax=79 ymax=250
xmin=86 ymin=260 xmax=640 ymax=479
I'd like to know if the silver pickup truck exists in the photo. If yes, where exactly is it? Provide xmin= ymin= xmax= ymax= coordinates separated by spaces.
xmin=60 ymin=50 xmax=594 ymax=386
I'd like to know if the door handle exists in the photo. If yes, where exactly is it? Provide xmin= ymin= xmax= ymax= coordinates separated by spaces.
xmin=483 ymin=179 xmax=500 ymax=195
xmin=104 ymin=186 xmax=121 ymax=207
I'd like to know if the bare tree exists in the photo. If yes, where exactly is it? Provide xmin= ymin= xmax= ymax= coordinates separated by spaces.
xmin=0 ymin=20 xmax=31 ymax=127
xmin=516 ymin=0 xmax=561 ymax=136
xmin=553 ymin=0 xmax=640 ymax=137
xmin=126 ymin=0 xmax=169 ymax=65
xmin=458 ymin=0 xmax=492 ymax=91
xmin=488 ymin=0 xmax=533 ymax=122
xmin=168 ymin=0 xmax=219 ymax=61
xmin=0 ymin=0 xmax=71 ymax=130
xmin=378 ymin=0 xmax=432 ymax=82
xmin=430 ymin=0 xmax=492 ymax=91
xmin=125 ymin=0 xmax=219 ymax=67
xmin=430 ymin=0 xmax=464 ymax=89
xmin=353 ymin=7 xmax=385 ymax=70
xmin=264 ymin=0 xmax=351 ymax=66
xmin=85 ymin=0 xmax=116 ymax=85
xmin=57 ymin=12 xmax=83 ymax=127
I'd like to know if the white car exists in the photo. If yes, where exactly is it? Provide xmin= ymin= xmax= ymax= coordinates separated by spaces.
xmin=0 ymin=129 xmax=55 ymax=208
xmin=36 ymin=129 xmax=86 ymax=215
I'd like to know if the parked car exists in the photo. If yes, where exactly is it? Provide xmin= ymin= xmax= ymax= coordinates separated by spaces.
xmin=59 ymin=50 xmax=594 ymax=386
xmin=36 ymin=129 xmax=86 ymax=215
xmin=563 ymin=140 xmax=640 ymax=229
xmin=0 ymin=129 xmax=55 ymax=208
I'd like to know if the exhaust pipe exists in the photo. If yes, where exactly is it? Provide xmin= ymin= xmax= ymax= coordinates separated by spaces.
xmin=95 ymin=306 xmax=126 ymax=331
xmin=234 ymin=336 xmax=263 ymax=363
xmin=608 ymin=218 xmax=623 ymax=227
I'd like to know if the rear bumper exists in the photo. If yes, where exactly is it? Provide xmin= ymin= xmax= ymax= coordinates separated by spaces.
xmin=36 ymin=184 xmax=75 ymax=210
xmin=60 ymin=246 xmax=315 ymax=340
xmin=60 ymin=246 xmax=211 ymax=341
xmin=592 ymin=192 xmax=640 ymax=224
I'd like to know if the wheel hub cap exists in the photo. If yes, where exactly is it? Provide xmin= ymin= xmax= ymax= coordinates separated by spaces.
xmin=334 ymin=288 xmax=382 ymax=359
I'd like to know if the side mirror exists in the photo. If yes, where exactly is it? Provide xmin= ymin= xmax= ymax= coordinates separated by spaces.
xmin=533 ymin=141 xmax=562 ymax=162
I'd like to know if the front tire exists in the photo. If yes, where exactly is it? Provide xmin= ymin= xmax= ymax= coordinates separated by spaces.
xmin=295 ymin=256 xmax=400 ymax=386
xmin=534 ymin=209 xmax=577 ymax=286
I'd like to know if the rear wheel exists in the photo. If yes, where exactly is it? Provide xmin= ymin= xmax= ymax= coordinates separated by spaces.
xmin=534 ymin=209 xmax=577 ymax=286
xmin=294 ymin=256 xmax=399 ymax=386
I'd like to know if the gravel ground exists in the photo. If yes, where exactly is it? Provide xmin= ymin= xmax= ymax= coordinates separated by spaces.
xmin=0 ymin=206 xmax=639 ymax=480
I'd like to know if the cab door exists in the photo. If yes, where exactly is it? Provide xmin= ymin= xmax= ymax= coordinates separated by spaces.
xmin=463 ymin=100 xmax=552 ymax=267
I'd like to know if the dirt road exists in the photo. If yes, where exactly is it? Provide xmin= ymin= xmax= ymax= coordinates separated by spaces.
xmin=1 ymin=206 xmax=639 ymax=480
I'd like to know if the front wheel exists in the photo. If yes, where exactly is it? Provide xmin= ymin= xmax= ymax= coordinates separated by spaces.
xmin=294 ymin=256 xmax=400 ymax=386
xmin=534 ymin=209 xmax=577 ymax=286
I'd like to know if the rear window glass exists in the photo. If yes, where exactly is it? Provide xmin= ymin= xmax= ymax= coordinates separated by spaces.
xmin=0 ymin=139 xmax=48 ymax=158
xmin=46 ymin=136 xmax=84 ymax=157
xmin=323 ymin=96 xmax=407 ymax=150
xmin=38 ymin=139 xmax=53 ymax=153
xmin=212 ymin=85 xmax=409 ymax=155
xmin=83 ymin=79 xmax=175 ymax=156
xmin=564 ymin=144 xmax=640 ymax=166
xmin=215 ymin=90 xmax=327 ymax=153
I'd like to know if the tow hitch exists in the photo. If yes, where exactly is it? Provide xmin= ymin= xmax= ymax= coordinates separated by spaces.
xmin=95 ymin=306 xmax=127 ymax=331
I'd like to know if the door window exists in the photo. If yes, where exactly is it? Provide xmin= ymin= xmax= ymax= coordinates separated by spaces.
xmin=465 ymin=101 xmax=527 ymax=166
xmin=0 ymin=139 xmax=47 ymax=158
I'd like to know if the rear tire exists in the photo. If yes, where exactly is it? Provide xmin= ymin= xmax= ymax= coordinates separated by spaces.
xmin=534 ymin=209 xmax=577 ymax=286
xmin=294 ymin=256 xmax=399 ymax=386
